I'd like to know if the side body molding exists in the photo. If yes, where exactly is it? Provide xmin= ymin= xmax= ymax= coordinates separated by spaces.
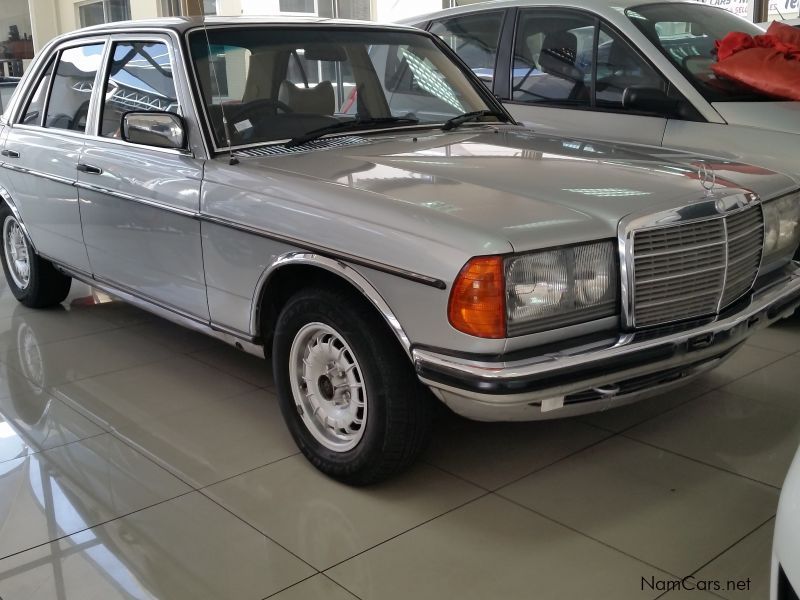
xmin=253 ymin=253 xmax=413 ymax=357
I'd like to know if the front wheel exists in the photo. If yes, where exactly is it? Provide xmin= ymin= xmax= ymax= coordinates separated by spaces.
xmin=272 ymin=288 xmax=431 ymax=485
xmin=0 ymin=205 xmax=71 ymax=308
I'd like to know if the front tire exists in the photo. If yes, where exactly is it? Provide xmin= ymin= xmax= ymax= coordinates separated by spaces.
xmin=273 ymin=287 xmax=431 ymax=485
xmin=0 ymin=205 xmax=71 ymax=308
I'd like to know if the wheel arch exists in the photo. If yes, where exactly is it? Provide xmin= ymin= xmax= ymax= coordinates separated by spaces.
xmin=252 ymin=253 xmax=412 ymax=359
xmin=0 ymin=185 xmax=36 ymax=252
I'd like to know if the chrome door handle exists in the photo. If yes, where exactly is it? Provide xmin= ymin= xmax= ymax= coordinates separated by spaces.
xmin=77 ymin=163 xmax=103 ymax=175
xmin=1 ymin=149 xmax=20 ymax=158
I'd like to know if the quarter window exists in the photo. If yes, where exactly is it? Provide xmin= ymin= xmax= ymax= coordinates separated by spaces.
xmin=44 ymin=43 xmax=105 ymax=132
xmin=20 ymin=59 xmax=54 ymax=126
xmin=429 ymin=11 xmax=504 ymax=87
xmin=100 ymin=41 xmax=179 ymax=138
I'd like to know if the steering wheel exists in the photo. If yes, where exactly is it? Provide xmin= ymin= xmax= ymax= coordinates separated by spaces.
xmin=229 ymin=98 xmax=294 ymax=123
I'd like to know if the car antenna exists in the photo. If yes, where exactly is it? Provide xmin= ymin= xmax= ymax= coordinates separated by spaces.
xmin=199 ymin=12 xmax=238 ymax=165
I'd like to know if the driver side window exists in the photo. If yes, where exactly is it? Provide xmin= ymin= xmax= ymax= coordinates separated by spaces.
xmin=512 ymin=10 xmax=595 ymax=106
xmin=595 ymin=24 xmax=666 ymax=108
xmin=100 ymin=41 xmax=179 ymax=138
xmin=44 ymin=43 xmax=105 ymax=132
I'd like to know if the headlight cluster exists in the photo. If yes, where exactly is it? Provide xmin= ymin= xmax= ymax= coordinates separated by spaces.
xmin=448 ymin=241 xmax=618 ymax=339
xmin=762 ymin=192 xmax=800 ymax=267
xmin=505 ymin=242 xmax=618 ymax=335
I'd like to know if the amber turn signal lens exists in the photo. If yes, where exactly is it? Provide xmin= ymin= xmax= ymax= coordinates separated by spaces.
xmin=448 ymin=255 xmax=506 ymax=339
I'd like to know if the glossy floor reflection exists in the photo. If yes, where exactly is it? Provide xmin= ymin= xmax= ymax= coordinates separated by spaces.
xmin=0 ymin=279 xmax=797 ymax=599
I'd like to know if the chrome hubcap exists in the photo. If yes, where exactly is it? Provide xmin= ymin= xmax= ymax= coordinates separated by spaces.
xmin=3 ymin=216 xmax=30 ymax=290
xmin=17 ymin=322 xmax=44 ymax=391
xmin=289 ymin=322 xmax=367 ymax=452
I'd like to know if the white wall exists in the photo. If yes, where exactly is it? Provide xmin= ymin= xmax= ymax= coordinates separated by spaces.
xmin=374 ymin=0 xmax=438 ymax=23
xmin=767 ymin=0 xmax=800 ymax=21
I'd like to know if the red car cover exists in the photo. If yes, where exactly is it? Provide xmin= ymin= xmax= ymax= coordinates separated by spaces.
xmin=712 ymin=21 xmax=800 ymax=101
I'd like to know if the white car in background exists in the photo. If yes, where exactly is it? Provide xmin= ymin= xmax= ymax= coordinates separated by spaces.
xmin=773 ymin=445 xmax=800 ymax=600
xmin=402 ymin=0 xmax=800 ymax=180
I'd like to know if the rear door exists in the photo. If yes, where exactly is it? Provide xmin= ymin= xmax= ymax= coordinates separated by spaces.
xmin=427 ymin=9 xmax=509 ymax=92
xmin=1 ymin=40 xmax=106 ymax=273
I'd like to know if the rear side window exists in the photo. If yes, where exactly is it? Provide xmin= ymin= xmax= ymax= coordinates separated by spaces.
xmin=100 ymin=41 xmax=179 ymax=138
xmin=45 ymin=43 xmax=105 ymax=132
xmin=20 ymin=59 xmax=55 ymax=126
xmin=429 ymin=11 xmax=504 ymax=87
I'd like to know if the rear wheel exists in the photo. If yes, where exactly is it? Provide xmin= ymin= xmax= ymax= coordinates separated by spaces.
xmin=272 ymin=287 xmax=431 ymax=485
xmin=0 ymin=205 xmax=71 ymax=308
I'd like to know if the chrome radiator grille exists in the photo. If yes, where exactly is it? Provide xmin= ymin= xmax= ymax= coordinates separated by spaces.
xmin=631 ymin=205 xmax=764 ymax=327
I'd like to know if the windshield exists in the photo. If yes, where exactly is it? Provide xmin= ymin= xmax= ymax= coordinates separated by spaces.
xmin=626 ymin=3 xmax=771 ymax=102
xmin=188 ymin=27 xmax=495 ymax=148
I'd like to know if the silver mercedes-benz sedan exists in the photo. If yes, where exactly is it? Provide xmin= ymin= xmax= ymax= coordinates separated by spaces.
xmin=1 ymin=17 xmax=799 ymax=484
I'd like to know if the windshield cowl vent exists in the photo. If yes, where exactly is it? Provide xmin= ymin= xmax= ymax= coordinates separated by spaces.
xmin=234 ymin=136 xmax=370 ymax=158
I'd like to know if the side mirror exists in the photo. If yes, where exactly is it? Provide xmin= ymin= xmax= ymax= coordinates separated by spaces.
xmin=622 ymin=87 xmax=680 ymax=116
xmin=122 ymin=112 xmax=186 ymax=149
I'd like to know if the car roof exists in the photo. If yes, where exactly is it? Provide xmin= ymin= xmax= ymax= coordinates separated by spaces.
xmin=397 ymin=0 xmax=718 ymax=24
xmin=72 ymin=15 xmax=419 ymax=36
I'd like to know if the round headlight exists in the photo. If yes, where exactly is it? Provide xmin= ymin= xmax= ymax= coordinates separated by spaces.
xmin=576 ymin=272 xmax=611 ymax=306
xmin=764 ymin=213 xmax=780 ymax=255
xmin=507 ymin=252 xmax=567 ymax=315
xmin=574 ymin=245 xmax=613 ymax=306
xmin=503 ymin=241 xmax=618 ymax=336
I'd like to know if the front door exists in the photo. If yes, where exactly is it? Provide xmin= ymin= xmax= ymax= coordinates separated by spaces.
xmin=78 ymin=38 xmax=208 ymax=319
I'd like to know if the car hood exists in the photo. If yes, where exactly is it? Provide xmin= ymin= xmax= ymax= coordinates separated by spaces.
xmin=713 ymin=101 xmax=800 ymax=134
xmin=233 ymin=126 xmax=797 ymax=253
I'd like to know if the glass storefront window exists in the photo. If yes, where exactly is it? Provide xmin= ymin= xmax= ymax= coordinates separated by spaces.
xmin=77 ymin=0 xmax=131 ymax=28
xmin=161 ymin=0 xmax=217 ymax=16
xmin=279 ymin=0 xmax=316 ymax=13
xmin=0 ymin=0 xmax=34 ymax=78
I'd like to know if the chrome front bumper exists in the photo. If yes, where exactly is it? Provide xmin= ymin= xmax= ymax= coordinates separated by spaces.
xmin=414 ymin=264 xmax=800 ymax=422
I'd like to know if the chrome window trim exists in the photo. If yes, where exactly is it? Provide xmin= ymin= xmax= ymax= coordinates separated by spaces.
xmin=617 ymin=189 xmax=761 ymax=329
xmin=93 ymin=34 xmax=183 ymax=139
xmin=7 ymin=29 xmax=208 ymax=158
xmin=82 ymin=32 xmax=201 ymax=155
xmin=11 ymin=36 xmax=110 ymax=127
xmin=11 ymin=123 xmax=193 ymax=157
xmin=86 ymin=36 xmax=113 ymax=138
xmin=27 ymin=52 xmax=59 ymax=128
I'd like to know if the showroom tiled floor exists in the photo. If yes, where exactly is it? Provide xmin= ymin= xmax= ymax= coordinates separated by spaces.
xmin=0 ymin=279 xmax=797 ymax=600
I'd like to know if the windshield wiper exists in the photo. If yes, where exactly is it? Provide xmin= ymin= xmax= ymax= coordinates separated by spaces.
xmin=285 ymin=116 xmax=420 ymax=148
xmin=441 ymin=110 xmax=510 ymax=132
